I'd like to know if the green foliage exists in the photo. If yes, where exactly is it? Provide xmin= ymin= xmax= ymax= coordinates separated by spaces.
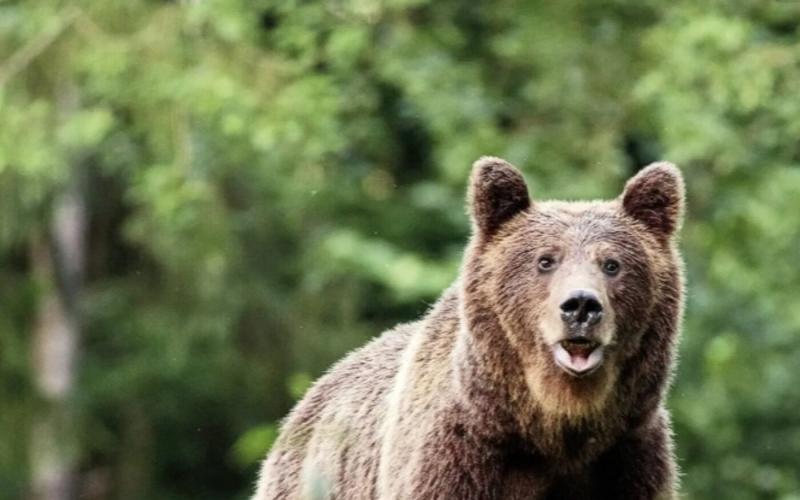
xmin=232 ymin=423 xmax=278 ymax=469
xmin=0 ymin=0 xmax=799 ymax=498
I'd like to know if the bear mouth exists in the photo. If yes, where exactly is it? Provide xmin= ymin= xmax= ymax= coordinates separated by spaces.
xmin=552 ymin=338 xmax=604 ymax=377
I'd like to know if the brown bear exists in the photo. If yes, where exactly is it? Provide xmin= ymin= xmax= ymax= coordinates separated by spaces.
xmin=253 ymin=157 xmax=685 ymax=500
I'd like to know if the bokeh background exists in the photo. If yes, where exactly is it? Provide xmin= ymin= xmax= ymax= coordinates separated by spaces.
xmin=1 ymin=1 xmax=799 ymax=499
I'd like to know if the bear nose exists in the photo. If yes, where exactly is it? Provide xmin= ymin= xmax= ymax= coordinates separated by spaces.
xmin=560 ymin=290 xmax=603 ymax=328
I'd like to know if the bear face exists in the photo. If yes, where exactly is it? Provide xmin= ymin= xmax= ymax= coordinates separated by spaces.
xmin=464 ymin=157 xmax=684 ymax=419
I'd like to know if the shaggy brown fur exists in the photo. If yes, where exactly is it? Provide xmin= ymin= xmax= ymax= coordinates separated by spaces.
xmin=253 ymin=157 xmax=685 ymax=500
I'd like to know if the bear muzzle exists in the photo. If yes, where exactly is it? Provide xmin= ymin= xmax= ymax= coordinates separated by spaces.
xmin=553 ymin=289 xmax=607 ymax=377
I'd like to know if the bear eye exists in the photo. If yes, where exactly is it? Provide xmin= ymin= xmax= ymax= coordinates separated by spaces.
xmin=602 ymin=259 xmax=620 ymax=276
xmin=538 ymin=256 xmax=556 ymax=273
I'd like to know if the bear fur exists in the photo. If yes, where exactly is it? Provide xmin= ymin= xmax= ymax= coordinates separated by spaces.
xmin=253 ymin=157 xmax=685 ymax=500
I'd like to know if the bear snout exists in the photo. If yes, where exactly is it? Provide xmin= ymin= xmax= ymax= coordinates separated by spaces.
xmin=559 ymin=289 xmax=604 ymax=330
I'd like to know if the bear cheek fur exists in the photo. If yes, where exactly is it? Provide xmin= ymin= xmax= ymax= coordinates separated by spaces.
xmin=601 ymin=226 xmax=659 ymax=360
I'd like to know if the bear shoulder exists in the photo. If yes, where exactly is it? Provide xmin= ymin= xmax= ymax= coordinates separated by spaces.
xmin=253 ymin=320 xmax=418 ymax=499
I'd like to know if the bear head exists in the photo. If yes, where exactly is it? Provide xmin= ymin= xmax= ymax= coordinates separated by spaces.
xmin=462 ymin=156 xmax=684 ymax=420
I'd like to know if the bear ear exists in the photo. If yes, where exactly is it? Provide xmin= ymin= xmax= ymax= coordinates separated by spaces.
xmin=620 ymin=161 xmax=685 ymax=240
xmin=468 ymin=156 xmax=531 ymax=238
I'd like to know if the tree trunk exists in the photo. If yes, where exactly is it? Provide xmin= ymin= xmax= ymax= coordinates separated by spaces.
xmin=30 ymin=85 xmax=86 ymax=500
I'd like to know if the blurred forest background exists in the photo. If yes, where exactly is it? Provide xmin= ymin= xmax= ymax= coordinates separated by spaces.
xmin=1 ymin=0 xmax=799 ymax=499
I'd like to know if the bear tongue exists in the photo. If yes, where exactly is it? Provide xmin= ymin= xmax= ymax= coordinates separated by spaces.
xmin=568 ymin=348 xmax=593 ymax=370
